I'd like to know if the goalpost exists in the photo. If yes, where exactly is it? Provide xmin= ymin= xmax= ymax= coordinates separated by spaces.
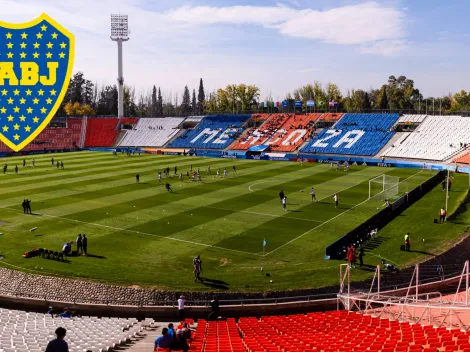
xmin=369 ymin=174 xmax=402 ymax=201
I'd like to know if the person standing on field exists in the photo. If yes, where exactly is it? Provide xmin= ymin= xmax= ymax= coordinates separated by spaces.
xmin=334 ymin=194 xmax=339 ymax=208
xmin=82 ymin=234 xmax=88 ymax=256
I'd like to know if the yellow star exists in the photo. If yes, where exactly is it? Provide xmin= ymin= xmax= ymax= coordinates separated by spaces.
xmin=13 ymin=134 xmax=19 ymax=141
xmin=6 ymin=32 xmax=12 ymax=39
xmin=41 ymin=24 xmax=47 ymax=31
xmin=19 ymin=98 xmax=26 ymax=104
xmin=59 ymin=52 xmax=66 ymax=59
xmin=25 ymin=89 xmax=32 ymax=96
xmin=1 ymin=89 xmax=7 ymax=96
xmin=36 ymin=32 xmax=43 ymax=39
xmin=33 ymin=98 xmax=39 ymax=104
xmin=52 ymin=32 xmax=58 ymax=39
xmin=46 ymin=52 xmax=52 ymax=59
xmin=6 ymin=52 xmax=13 ymax=59
xmin=6 ymin=42 xmax=13 ymax=49
xmin=40 ymin=107 xmax=47 ymax=114
xmin=33 ymin=42 xmax=40 ymax=49
xmin=50 ymin=89 xmax=57 ymax=96
xmin=20 ymin=52 xmax=26 ymax=59
xmin=7 ymin=115 xmax=13 ymax=122
xmin=46 ymin=98 xmax=52 ymax=104
xmin=19 ymin=115 xmax=26 ymax=122
xmin=13 ymin=106 xmax=20 ymax=113
xmin=26 ymin=107 xmax=33 ymax=114
xmin=60 ymin=42 xmax=67 ymax=49
xmin=13 ymin=124 xmax=19 ymax=130
xmin=25 ymin=125 xmax=31 ymax=132
xmin=0 ymin=107 xmax=6 ymax=114
xmin=33 ymin=52 xmax=39 ymax=59
xmin=38 ymin=89 xmax=44 ymax=96
xmin=13 ymin=89 xmax=20 ymax=96
xmin=7 ymin=98 xmax=13 ymax=104
xmin=21 ymin=32 xmax=27 ymax=39
xmin=2 ymin=126 xmax=8 ymax=132
xmin=46 ymin=42 xmax=53 ymax=49
xmin=33 ymin=117 xmax=39 ymax=123
xmin=20 ymin=42 xmax=26 ymax=49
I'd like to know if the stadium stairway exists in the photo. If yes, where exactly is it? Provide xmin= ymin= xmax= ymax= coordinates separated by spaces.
xmin=378 ymin=132 xmax=412 ymax=158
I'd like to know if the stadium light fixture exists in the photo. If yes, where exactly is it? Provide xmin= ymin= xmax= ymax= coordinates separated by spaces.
xmin=110 ymin=14 xmax=129 ymax=118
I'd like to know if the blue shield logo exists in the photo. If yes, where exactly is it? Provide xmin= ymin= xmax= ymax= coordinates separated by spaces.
xmin=0 ymin=13 xmax=74 ymax=151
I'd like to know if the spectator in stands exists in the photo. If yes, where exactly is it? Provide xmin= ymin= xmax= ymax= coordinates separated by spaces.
xmin=45 ymin=327 xmax=68 ymax=352
xmin=82 ymin=234 xmax=88 ymax=256
xmin=47 ymin=306 xmax=54 ymax=317
xmin=208 ymin=297 xmax=220 ymax=321
xmin=154 ymin=328 xmax=172 ymax=349
xmin=174 ymin=329 xmax=189 ymax=352
xmin=440 ymin=207 xmax=446 ymax=222
xmin=177 ymin=295 xmax=185 ymax=321
xmin=59 ymin=309 xmax=72 ymax=318
xmin=76 ymin=234 xmax=83 ymax=255
xmin=167 ymin=323 xmax=176 ymax=340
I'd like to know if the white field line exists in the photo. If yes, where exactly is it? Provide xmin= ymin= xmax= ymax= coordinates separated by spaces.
xmin=0 ymin=205 xmax=262 ymax=257
xmin=264 ymin=170 xmax=424 ymax=256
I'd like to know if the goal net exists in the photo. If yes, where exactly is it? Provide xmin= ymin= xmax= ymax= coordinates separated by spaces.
xmin=369 ymin=175 xmax=401 ymax=201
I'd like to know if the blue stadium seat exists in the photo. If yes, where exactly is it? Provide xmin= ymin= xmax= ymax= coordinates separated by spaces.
xmin=168 ymin=115 xmax=250 ymax=149
xmin=300 ymin=113 xmax=399 ymax=156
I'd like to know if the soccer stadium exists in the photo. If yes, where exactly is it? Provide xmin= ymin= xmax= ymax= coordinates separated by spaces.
xmin=2 ymin=3 xmax=470 ymax=352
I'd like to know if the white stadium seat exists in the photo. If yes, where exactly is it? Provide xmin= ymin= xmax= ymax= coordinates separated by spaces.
xmin=0 ymin=308 xmax=145 ymax=352
xmin=118 ymin=117 xmax=185 ymax=147
xmin=384 ymin=115 xmax=470 ymax=161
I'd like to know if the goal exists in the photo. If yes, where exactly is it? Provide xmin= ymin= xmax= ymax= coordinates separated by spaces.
xmin=369 ymin=174 xmax=400 ymax=201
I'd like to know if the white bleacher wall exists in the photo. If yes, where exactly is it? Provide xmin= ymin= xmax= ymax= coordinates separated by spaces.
xmin=384 ymin=115 xmax=470 ymax=161
xmin=397 ymin=114 xmax=427 ymax=123
xmin=118 ymin=117 xmax=185 ymax=147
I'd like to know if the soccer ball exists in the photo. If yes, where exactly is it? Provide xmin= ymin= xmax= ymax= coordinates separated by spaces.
xmin=270 ymin=280 xmax=273 ymax=283
xmin=300 ymin=190 xmax=303 ymax=192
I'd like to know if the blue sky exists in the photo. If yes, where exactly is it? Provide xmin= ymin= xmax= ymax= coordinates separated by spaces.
xmin=2 ymin=0 xmax=470 ymax=101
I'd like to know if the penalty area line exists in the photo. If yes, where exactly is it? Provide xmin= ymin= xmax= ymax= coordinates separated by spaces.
xmin=264 ymin=170 xmax=424 ymax=256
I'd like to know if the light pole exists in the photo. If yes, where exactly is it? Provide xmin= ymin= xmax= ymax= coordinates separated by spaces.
xmin=110 ymin=14 xmax=129 ymax=118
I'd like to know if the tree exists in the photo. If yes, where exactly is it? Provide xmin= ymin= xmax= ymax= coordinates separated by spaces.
xmin=236 ymin=84 xmax=260 ymax=111
xmin=157 ymin=87 xmax=163 ymax=117
xmin=197 ymin=78 xmax=205 ymax=114
xmin=378 ymin=85 xmax=389 ymax=110
xmin=96 ymin=85 xmax=118 ymax=115
xmin=83 ymin=80 xmax=94 ymax=106
xmin=191 ymin=89 xmax=197 ymax=114
xmin=68 ymin=72 xmax=85 ymax=103
xmin=150 ymin=85 xmax=158 ymax=117
xmin=181 ymin=86 xmax=191 ymax=114
xmin=123 ymin=85 xmax=137 ymax=116
xmin=63 ymin=101 xmax=95 ymax=116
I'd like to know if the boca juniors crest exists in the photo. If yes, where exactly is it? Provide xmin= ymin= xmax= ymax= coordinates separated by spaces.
xmin=0 ymin=13 xmax=74 ymax=151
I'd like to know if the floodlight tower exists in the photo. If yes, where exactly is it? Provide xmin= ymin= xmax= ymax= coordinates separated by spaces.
xmin=110 ymin=14 xmax=129 ymax=118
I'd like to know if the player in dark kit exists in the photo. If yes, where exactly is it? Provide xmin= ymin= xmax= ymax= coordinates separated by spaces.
xmin=15 ymin=165 xmax=18 ymax=174
xmin=51 ymin=157 xmax=54 ymax=165
xmin=166 ymin=183 xmax=173 ymax=192
xmin=136 ymin=173 xmax=140 ymax=183
xmin=3 ymin=164 xmax=7 ymax=174
xmin=279 ymin=190 xmax=285 ymax=203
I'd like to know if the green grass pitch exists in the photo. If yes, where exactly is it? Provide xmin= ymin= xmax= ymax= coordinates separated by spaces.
xmin=0 ymin=151 xmax=467 ymax=292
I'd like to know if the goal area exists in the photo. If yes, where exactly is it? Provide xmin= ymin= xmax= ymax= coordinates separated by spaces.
xmin=369 ymin=174 xmax=404 ymax=201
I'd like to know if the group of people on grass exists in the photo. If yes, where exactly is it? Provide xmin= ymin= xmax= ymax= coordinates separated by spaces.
xmin=61 ymin=234 xmax=88 ymax=257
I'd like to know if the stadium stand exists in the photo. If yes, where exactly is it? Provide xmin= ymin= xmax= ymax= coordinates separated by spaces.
xmin=118 ymin=118 xmax=139 ymax=125
xmin=239 ymin=311 xmax=470 ymax=352
xmin=84 ymin=118 xmax=119 ymax=147
xmin=168 ymin=114 xmax=250 ymax=149
xmin=229 ymin=114 xmax=289 ymax=150
xmin=396 ymin=114 xmax=427 ymax=124
xmin=317 ymin=112 xmax=344 ymax=122
xmin=118 ymin=118 xmax=184 ymax=147
xmin=269 ymin=113 xmax=321 ymax=152
xmin=301 ymin=113 xmax=399 ymax=156
xmin=0 ymin=117 xmax=83 ymax=152
xmin=0 ymin=307 xmax=143 ymax=352
xmin=383 ymin=115 xmax=470 ymax=161
xmin=454 ymin=151 xmax=470 ymax=164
